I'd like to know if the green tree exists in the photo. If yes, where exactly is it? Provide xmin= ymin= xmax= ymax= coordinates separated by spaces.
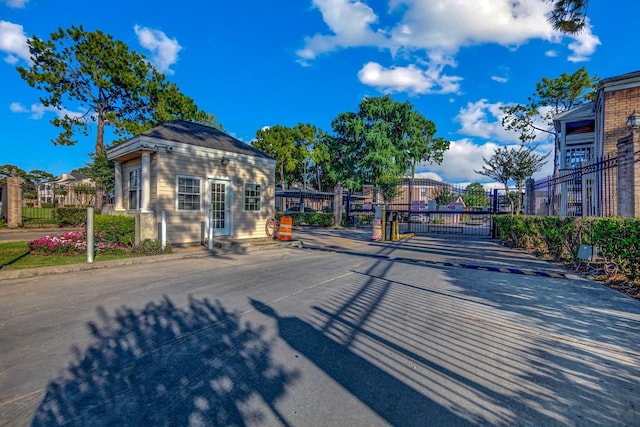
xmin=548 ymin=0 xmax=589 ymax=33
xmin=329 ymin=95 xmax=449 ymax=199
xmin=462 ymin=182 xmax=489 ymax=208
xmin=434 ymin=187 xmax=456 ymax=206
xmin=74 ymin=152 xmax=115 ymax=198
xmin=252 ymin=125 xmax=298 ymax=188
xmin=309 ymin=133 xmax=332 ymax=191
xmin=17 ymin=25 xmax=218 ymax=208
xmin=0 ymin=165 xmax=28 ymax=186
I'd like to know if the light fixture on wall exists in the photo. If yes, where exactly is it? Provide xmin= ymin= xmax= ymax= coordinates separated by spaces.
xmin=626 ymin=110 xmax=640 ymax=130
xmin=220 ymin=157 xmax=230 ymax=166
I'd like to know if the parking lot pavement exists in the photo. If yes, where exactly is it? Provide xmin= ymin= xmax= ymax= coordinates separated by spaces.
xmin=1 ymin=226 xmax=639 ymax=425
xmin=294 ymin=227 xmax=577 ymax=278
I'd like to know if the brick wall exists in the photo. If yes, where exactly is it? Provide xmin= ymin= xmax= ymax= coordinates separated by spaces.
xmin=603 ymin=86 xmax=640 ymax=156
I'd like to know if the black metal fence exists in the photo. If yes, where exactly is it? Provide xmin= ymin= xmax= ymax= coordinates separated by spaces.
xmin=528 ymin=152 xmax=635 ymax=217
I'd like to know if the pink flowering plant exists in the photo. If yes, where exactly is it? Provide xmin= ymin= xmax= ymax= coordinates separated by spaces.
xmin=29 ymin=231 xmax=129 ymax=256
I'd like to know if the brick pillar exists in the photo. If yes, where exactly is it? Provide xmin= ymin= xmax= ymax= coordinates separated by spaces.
xmin=524 ymin=178 xmax=535 ymax=215
xmin=617 ymin=134 xmax=637 ymax=218
xmin=6 ymin=177 xmax=23 ymax=227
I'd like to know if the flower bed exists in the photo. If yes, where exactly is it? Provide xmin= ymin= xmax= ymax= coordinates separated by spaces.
xmin=29 ymin=231 xmax=129 ymax=256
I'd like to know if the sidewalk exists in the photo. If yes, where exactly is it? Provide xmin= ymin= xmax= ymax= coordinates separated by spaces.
xmin=0 ymin=229 xmax=301 ymax=281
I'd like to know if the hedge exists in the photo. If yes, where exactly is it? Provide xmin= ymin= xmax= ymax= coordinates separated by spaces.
xmin=52 ymin=208 xmax=89 ymax=227
xmin=94 ymin=215 xmax=135 ymax=247
xmin=275 ymin=212 xmax=334 ymax=227
xmin=494 ymin=216 xmax=640 ymax=281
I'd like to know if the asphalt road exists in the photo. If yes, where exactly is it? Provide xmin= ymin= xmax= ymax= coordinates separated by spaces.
xmin=1 ymin=239 xmax=639 ymax=426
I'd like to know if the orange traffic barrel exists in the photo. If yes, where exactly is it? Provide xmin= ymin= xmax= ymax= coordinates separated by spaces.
xmin=278 ymin=216 xmax=292 ymax=241
xmin=371 ymin=218 xmax=382 ymax=241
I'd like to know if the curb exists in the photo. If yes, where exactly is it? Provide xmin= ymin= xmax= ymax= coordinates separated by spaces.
xmin=0 ymin=240 xmax=301 ymax=281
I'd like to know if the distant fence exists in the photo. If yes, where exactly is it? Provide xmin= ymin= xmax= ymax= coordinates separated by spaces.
xmin=20 ymin=182 xmax=97 ymax=225
xmin=276 ymin=179 xmax=509 ymax=236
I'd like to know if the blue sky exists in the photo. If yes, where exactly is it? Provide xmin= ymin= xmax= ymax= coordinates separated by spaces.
xmin=1 ymin=0 xmax=637 ymax=187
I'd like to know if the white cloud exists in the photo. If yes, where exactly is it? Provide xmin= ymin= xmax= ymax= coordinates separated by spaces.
xmin=357 ymin=60 xmax=462 ymax=94
xmin=455 ymin=99 xmax=523 ymax=142
xmin=134 ymin=25 xmax=181 ymax=74
xmin=296 ymin=0 xmax=388 ymax=63
xmin=299 ymin=0 xmax=599 ymax=94
xmin=0 ymin=20 xmax=30 ymax=64
xmin=9 ymin=101 xmax=26 ymax=112
xmin=491 ymin=76 xmax=508 ymax=83
xmin=1 ymin=0 xmax=29 ymax=8
xmin=417 ymin=137 xmax=553 ymax=185
xmin=417 ymin=138 xmax=499 ymax=183
xmin=567 ymin=20 xmax=601 ymax=62
xmin=414 ymin=171 xmax=444 ymax=181
xmin=10 ymin=102 xmax=83 ymax=120
xmin=545 ymin=50 xmax=558 ymax=57
xmin=388 ymin=0 xmax=556 ymax=52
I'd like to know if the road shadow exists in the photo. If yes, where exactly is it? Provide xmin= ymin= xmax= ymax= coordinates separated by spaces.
xmin=32 ymin=296 xmax=298 ymax=426
xmin=250 ymin=247 xmax=490 ymax=427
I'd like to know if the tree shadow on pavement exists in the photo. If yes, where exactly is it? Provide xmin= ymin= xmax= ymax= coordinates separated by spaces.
xmin=32 ymin=296 xmax=298 ymax=426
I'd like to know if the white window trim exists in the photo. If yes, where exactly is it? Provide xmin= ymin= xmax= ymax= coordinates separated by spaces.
xmin=176 ymin=175 xmax=202 ymax=212
xmin=243 ymin=182 xmax=262 ymax=212
xmin=128 ymin=168 xmax=141 ymax=211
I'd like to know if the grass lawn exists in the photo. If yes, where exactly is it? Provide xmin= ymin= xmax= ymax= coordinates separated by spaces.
xmin=0 ymin=241 xmax=137 ymax=270
xmin=0 ymin=241 xmax=31 ymax=267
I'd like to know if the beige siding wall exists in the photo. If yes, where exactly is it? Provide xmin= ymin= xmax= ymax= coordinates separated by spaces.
xmin=117 ymin=148 xmax=275 ymax=245
xmin=233 ymin=165 xmax=276 ymax=239
xmin=156 ymin=150 xmax=275 ymax=245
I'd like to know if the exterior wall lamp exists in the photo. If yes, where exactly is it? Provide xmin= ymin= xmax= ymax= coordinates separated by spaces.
xmin=626 ymin=110 xmax=640 ymax=130
xmin=220 ymin=157 xmax=230 ymax=166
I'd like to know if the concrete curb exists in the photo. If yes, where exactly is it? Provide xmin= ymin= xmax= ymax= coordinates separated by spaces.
xmin=0 ymin=240 xmax=301 ymax=281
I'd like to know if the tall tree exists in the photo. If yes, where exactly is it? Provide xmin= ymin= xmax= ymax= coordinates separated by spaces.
xmin=17 ymin=25 xmax=218 ymax=208
xmin=501 ymin=67 xmax=597 ymax=213
xmin=329 ymin=95 xmax=449 ymax=199
xmin=292 ymin=123 xmax=317 ymax=190
xmin=252 ymin=125 xmax=297 ymax=188
xmin=548 ymin=0 xmax=589 ymax=33
xmin=309 ymin=133 xmax=332 ymax=191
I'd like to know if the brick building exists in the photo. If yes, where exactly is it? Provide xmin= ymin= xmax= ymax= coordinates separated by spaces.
xmin=552 ymin=70 xmax=640 ymax=217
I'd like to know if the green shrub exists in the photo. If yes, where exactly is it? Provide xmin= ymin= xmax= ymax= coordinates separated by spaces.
xmin=53 ymin=207 xmax=87 ymax=227
xmin=94 ymin=214 xmax=135 ymax=247
xmin=276 ymin=212 xmax=334 ymax=227
xmin=494 ymin=215 xmax=640 ymax=281
xmin=132 ymin=238 xmax=172 ymax=255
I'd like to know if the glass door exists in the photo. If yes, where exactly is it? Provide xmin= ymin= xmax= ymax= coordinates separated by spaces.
xmin=208 ymin=179 xmax=230 ymax=236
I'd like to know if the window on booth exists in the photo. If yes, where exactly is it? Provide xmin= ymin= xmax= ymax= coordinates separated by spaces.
xmin=244 ymin=183 xmax=261 ymax=211
xmin=128 ymin=169 xmax=141 ymax=210
xmin=177 ymin=176 xmax=201 ymax=211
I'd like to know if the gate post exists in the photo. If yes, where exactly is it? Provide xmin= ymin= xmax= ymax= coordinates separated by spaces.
xmin=524 ymin=178 xmax=535 ymax=215
xmin=6 ymin=176 xmax=23 ymax=228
